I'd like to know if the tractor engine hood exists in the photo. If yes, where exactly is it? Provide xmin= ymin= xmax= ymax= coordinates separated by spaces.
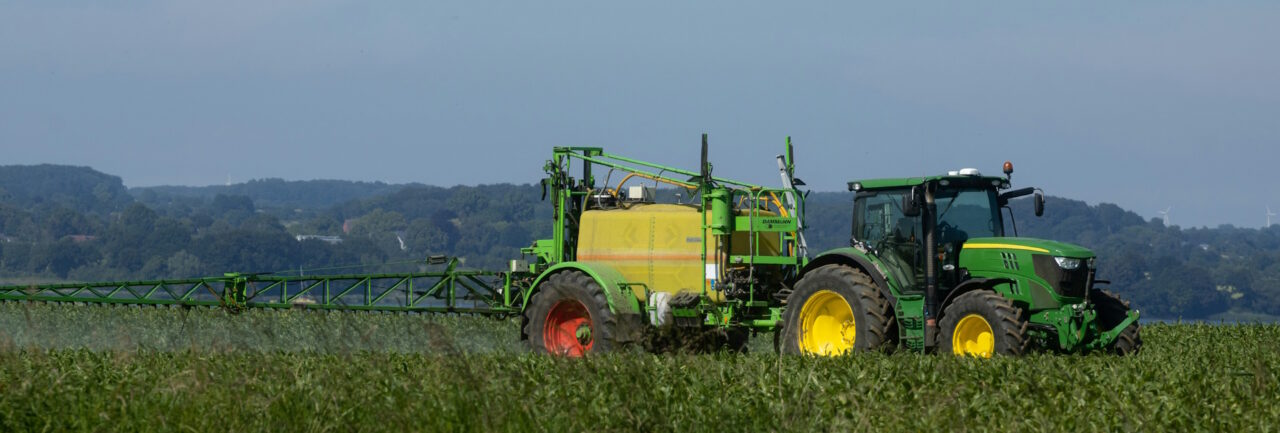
xmin=961 ymin=237 xmax=1094 ymax=259
xmin=959 ymin=237 xmax=1096 ymax=301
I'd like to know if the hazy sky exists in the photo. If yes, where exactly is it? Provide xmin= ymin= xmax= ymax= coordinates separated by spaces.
xmin=2 ymin=1 xmax=1277 ymax=228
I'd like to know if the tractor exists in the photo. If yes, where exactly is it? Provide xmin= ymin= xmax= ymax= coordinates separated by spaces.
xmin=780 ymin=163 xmax=1142 ymax=356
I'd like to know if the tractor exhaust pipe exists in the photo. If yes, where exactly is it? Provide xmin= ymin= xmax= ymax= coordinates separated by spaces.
xmin=700 ymin=133 xmax=710 ymax=185
xmin=923 ymin=186 xmax=939 ymax=349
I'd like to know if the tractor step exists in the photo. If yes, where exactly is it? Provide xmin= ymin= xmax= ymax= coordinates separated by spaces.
xmin=894 ymin=296 xmax=928 ymax=351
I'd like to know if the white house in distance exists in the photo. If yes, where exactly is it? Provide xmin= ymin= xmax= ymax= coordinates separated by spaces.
xmin=295 ymin=235 xmax=342 ymax=245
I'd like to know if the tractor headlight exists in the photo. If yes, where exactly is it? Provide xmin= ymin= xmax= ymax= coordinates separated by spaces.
xmin=1054 ymin=257 xmax=1082 ymax=270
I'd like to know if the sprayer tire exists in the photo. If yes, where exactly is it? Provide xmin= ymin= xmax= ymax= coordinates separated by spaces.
xmin=521 ymin=271 xmax=617 ymax=357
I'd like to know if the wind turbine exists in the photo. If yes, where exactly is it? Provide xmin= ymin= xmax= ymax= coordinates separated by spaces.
xmin=1268 ymin=207 xmax=1276 ymax=228
xmin=1158 ymin=207 xmax=1172 ymax=227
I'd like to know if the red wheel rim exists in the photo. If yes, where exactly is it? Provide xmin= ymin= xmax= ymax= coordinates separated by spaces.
xmin=544 ymin=299 xmax=593 ymax=357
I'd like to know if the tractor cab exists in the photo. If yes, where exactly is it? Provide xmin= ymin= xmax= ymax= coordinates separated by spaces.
xmin=848 ymin=168 xmax=1021 ymax=296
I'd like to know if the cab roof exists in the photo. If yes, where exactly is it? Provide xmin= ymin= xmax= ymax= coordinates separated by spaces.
xmin=847 ymin=175 xmax=1009 ymax=192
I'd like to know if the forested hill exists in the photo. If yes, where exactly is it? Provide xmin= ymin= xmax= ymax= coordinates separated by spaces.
xmin=1 ymin=164 xmax=1278 ymax=321
xmin=0 ymin=165 xmax=133 ymax=215
xmin=133 ymin=178 xmax=410 ymax=211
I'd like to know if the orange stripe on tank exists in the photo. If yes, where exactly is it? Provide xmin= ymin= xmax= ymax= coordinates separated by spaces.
xmin=577 ymin=254 xmax=704 ymax=261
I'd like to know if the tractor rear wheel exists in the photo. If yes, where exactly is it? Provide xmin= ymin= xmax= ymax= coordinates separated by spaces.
xmin=939 ymin=291 xmax=1028 ymax=357
xmin=779 ymin=264 xmax=896 ymax=355
xmin=522 ymin=271 xmax=618 ymax=357
xmin=1090 ymin=289 xmax=1142 ymax=355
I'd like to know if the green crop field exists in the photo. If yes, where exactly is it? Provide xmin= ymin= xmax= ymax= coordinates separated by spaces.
xmin=0 ymin=303 xmax=1276 ymax=432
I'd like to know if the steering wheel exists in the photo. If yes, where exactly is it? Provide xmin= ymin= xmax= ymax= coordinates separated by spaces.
xmin=940 ymin=220 xmax=971 ymax=243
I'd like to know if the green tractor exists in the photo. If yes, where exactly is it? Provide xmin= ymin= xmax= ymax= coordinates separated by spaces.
xmin=780 ymin=162 xmax=1142 ymax=357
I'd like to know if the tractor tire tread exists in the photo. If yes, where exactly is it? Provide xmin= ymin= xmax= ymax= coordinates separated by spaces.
xmin=522 ymin=270 xmax=619 ymax=355
xmin=779 ymin=264 xmax=896 ymax=355
xmin=940 ymin=290 xmax=1029 ymax=356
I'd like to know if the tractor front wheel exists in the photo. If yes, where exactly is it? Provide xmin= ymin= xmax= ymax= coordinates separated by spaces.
xmin=522 ymin=271 xmax=618 ymax=357
xmin=939 ymin=291 xmax=1028 ymax=357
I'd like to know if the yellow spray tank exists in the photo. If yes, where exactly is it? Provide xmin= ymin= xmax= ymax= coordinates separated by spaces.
xmin=575 ymin=203 xmax=781 ymax=302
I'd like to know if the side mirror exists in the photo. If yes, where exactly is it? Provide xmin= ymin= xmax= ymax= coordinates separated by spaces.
xmin=997 ymin=187 xmax=1035 ymax=208
xmin=902 ymin=187 xmax=922 ymax=217
xmin=1034 ymin=192 xmax=1045 ymax=217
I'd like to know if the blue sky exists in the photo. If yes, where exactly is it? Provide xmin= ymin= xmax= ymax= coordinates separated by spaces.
xmin=1 ymin=1 xmax=1277 ymax=228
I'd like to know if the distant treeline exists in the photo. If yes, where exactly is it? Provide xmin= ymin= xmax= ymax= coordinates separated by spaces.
xmin=1 ymin=164 xmax=1278 ymax=320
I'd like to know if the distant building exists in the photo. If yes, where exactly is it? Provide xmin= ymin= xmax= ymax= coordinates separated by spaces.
xmin=295 ymin=235 xmax=343 ymax=245
xmin=67 ymin=235 xmax=97 ymax=243
xmin=343 ymin=219 xmax=356 ymax=234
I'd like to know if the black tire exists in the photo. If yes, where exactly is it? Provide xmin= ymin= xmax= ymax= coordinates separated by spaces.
xmin=779 ymin=264 xmax=896 ymax=355
xmin=521 ymin=271 xmax=619 ymax=356
xmin=939 ymin=291 xmax=1029 ymax=357
xmin=1091 ymin=289 xmax=1142 ymax=355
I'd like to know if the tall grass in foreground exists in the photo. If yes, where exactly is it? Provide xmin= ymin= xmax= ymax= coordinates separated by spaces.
xmin=0 ymin=303 xmax=1277 ymax=432
xmin=0 ymin=302 xmax=521 ymax=353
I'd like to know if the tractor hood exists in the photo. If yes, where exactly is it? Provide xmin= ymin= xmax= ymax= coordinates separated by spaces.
xmin=962 ymin=237 xmax=1094 ymax=258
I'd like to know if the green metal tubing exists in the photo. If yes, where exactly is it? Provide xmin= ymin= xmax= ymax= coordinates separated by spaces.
xmin=329 ymin=277 xmax=371 ymax=303
xmin=412 ymin=276 xmax=453 ymax=306
xmin=286 ymin=280 xmax=327 ymax=303
xmin=592 ymin=151 xmax=761 ymax=189
xmin=560 ymin=147 xmax=763 ymax=190
xmin=0 ymin=295 xmax=518 ymax=315
xmin=368 ymin=277 xmax=409 ymax=305
xmin=0 ymin=267 xmax=521 ymax=315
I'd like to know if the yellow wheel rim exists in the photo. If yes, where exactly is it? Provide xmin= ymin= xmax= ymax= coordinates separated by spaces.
xmin=952 ymin=314 xmax=995 ymax=358
xmin=798 ymin=290 xmax=855 ymax=356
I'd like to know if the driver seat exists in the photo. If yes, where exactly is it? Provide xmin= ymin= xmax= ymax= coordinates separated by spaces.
xmin=886 ymin=217 xmax=921 ymax=292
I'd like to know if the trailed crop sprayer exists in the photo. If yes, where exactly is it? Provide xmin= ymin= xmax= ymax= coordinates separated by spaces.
xmin=0 ymin=136 xmax=1139 ymax=357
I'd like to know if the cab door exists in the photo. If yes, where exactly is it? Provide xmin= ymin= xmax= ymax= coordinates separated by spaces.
xmin=853 ymin=190 xmax=924 ymax=294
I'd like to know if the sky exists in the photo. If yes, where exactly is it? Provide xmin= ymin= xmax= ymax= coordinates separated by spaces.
xmin=1 ymin=1 xmax=1277 ymax=228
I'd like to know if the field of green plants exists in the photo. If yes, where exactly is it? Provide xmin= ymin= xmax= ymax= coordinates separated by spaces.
xmin=1 ymin=302 xmax=1277 ymax=432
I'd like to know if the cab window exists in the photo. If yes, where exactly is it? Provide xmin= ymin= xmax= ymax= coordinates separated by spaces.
xmin=853 ymin=190 xmax=923 ymax=293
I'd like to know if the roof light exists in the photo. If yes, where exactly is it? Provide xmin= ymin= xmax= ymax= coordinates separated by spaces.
xmin=1003 ymin=161 xmax=1014 ymax=176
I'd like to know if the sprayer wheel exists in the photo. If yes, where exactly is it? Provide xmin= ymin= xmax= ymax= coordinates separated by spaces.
xmin=521 ymin=271 xmax=618 ymax=357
